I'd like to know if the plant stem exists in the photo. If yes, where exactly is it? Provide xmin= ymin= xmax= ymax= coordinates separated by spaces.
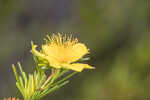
xmin=40 ymin=69 xmax=56 ymax=91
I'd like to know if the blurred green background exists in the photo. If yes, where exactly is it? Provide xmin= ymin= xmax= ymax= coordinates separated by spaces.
xmin=1 ymin=0 xmax=150 ymax=100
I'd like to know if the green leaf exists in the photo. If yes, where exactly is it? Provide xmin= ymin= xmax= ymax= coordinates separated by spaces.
xmin=43 ymin=69 xmax=61 ymax=89
xmin=18 ymin=62 xmax=24 ymax=75
xmin=79 ymin=57 xmax=90 ymax=61
xmin=17 ymin=62 xmax=28 ymax=91
xmin=28 ymin=74 xmax=33 ymax=98
xmin=52 ymin=71 xmax=77 ymax=87
xmin=37 ymin=74 xmax=46 ymax=89
xmin=19 ymin=76 xmax=24 ymax=89
xmin=39 ymin=80 xmax=69 ymax=99
xmin=16 ymin=82 xmax=24 ymax=97
xmin=57 ymin=69 xmax=69 ymax=78
xmin=12 ymin=64 xmax=19 ymax=82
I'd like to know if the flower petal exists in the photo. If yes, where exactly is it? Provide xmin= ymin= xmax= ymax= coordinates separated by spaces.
xmin=68 ymin=43 xmax=89 ymax=63
xmin=62 ymin=63 xmax=94 ymax=72
xmin=47 ymin=58 xmax=61 ymax=69
xmin=32 ymin=43 xmax=61 ymax=69
xmin=31 ymin=43 xmax=47 ymax=59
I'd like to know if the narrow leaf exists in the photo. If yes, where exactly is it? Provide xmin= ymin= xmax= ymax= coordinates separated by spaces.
xmin=12 ymin=64 xmax=19 ymax=82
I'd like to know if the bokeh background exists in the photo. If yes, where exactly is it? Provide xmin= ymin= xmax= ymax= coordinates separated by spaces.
xmin=1 ymin=0 xmax=150 ymax=100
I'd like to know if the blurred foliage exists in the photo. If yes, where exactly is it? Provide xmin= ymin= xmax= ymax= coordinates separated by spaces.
xmin=1 ymin=0 xmax=150 ymax=100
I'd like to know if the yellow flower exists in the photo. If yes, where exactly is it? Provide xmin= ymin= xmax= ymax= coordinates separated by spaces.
xmin=31 ymin=33 xmax=94 ymax=72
